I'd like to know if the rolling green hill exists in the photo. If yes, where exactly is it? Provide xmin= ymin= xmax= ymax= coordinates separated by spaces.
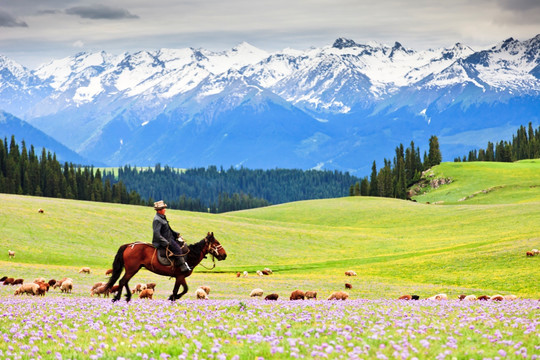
xmin=0 ymin=160 xmax=539 ymax=299
xmin=412 ymin=159 xmax=540 ymax=204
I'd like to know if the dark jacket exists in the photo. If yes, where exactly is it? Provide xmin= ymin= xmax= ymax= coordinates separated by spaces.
xmin=152 ymin=213 xmax=179 ymax=249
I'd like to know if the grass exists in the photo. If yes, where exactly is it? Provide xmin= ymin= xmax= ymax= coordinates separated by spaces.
xmin=1 ymin=159 xmax=539 ymax=300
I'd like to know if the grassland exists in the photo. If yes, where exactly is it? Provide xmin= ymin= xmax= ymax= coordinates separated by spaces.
xmin=0 ymin=160 xmax=539 ymax=301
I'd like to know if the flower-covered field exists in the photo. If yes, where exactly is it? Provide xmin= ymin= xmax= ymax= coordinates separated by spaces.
xmin=1 ymin=297 xmax=538 ymax=359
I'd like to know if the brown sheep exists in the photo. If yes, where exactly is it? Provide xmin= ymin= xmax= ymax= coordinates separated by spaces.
xmin=328 ymin=291 xmax=349 ymax=300
xmin=139 ymin=289 xmax=154 ymax=299
xmin=38 ymin=208 xmax=44 ymax=213
xmin=8 ymin=250 xmax=15 ymax=258
xmin=305 ymin=291 xmax=317 ymax=300
xmin=289 ymin=289 xmax=305 ymax=300
xmin=345 ymin=283 xmax=352 ymax=289
xmin=261 ymin=270 xmax=271 ymax=275
xmin=398 ymin=294 xmax=412 ymax=300
xmin=90 ymin=282 xmax=107 ymax=296
xmin=411 ymin=295 xmax=420 ymax=300
xmin=0 ymin=276 xmax=7 ymax=282
xmin=78 ymin=267 xmax=91 ymax=274
xmin=132 ymin=283 xmax=147 ymax=294
xmin=14 ymin=283 xmax=40 ymax=296
xmin=3 ymin=277 xmax=14 ymax=285
xmin=146 ymin=283 xmax=156 ymax=290
xmin=91 ymin=285 xmax=110 ymax=298
xmin=54 ymin=277 xmax=72 ymax=290
xmin=236 ymin=272 xmax=241 ymax=278
xmin=48 ymin=279 xmax=57 ymax=287
xmin=36 ymin=282 xmax=49 ymax=296
xmin=109 ymin=285 xmax=120 ymax=294
xmin=13 ymin=278 xmax=24 ymax=285
xmin=264 ymin=293 xmax=279 ymax=300
xmin=477 ymin=295 xmax=490 ymax=301
xmin=105 ymin=269 xmax=113 ymax=276
xmin=458 ymin=294 xmax=467 ymax=300
xmin=344 ymin=270 xmax=357 ymax=276
xmin=263 ymin=268 xmax=273 ymax=274
xmin=491 ymin=294 xmax=504 ymax=301
xmin=526 ymin=251 xmax=534 ymax=257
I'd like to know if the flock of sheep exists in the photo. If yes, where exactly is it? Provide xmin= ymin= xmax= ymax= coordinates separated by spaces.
xmin=1 ymin=276 xmax=74 ymax=296
xmin=526 ymin=248 xmax=540 ymax=257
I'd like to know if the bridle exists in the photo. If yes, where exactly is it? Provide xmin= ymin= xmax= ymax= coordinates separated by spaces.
xmin=198 ymin=235 xmax=223 ymax=270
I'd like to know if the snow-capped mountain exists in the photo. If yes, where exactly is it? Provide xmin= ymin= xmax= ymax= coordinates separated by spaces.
xmin=0 ymin=35 xmax=539 ymax=174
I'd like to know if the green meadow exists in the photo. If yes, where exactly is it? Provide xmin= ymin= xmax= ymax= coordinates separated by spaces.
xmin=0 ymin=160 xmax=539 ymax=300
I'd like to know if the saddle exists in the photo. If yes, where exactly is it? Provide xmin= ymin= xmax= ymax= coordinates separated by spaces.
xmin=154 ymin=243 xmax=188 ymax=267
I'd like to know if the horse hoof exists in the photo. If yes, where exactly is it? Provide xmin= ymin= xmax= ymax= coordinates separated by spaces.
xmin=168 ymin=295 xmax=176 ymax=301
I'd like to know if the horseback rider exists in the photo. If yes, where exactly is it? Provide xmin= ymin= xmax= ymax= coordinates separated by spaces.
xmin=152 ymin=200 xmax=191 ymax=272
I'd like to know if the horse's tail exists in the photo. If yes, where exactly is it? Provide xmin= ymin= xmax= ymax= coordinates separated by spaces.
xmin=106 ymin=244 xmax=129 ymax=289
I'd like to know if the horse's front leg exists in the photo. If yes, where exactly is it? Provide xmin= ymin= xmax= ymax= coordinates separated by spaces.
xmin=169 ymin=277 xmax=188 ymax=301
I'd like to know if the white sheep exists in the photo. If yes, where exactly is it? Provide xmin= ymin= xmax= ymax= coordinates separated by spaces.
xmin=256 ymin=270 xmax=263 ymax=277
xmin=61 ymin=279 xmax=73 ymax=293
xmin=427 ymin=293 xmax=448 ymax=301
xmin=195 ymin=288 xmax=208 ymax=300
xmin=463 ymin=295 xmax=477 ymax=301
xmin=242 ymin=271 xmax=248 ymax=277
xmin=249 ymin=288 xmax=264 ymax=297
xmin=344 ymin=270 xmax=357 ymax=276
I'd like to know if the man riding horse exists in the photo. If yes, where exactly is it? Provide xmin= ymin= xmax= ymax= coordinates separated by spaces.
xmin=152 ymin=200 xmax=191 ymax=272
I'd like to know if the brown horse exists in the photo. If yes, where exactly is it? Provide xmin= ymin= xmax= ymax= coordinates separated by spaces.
xmin=105 ymin=232 xmax=227 ymax=302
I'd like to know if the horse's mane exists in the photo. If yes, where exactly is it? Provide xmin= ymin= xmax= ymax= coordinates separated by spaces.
xmin=186 ymin=238 xmax=207 ymax=264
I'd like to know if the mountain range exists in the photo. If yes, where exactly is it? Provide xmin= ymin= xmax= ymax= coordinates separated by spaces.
xmin=1 ymin=35 xmax=539 ymax=174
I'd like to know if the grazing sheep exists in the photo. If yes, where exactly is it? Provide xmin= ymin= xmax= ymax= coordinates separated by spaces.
xmin=146 ymin=283 xmax=156 ymax=290
xmin=36 ymin=282 xmax=49 ymax=296
xmin=491 ymin=295 xmax=504 ymax=301
xmin=249 ymin=288 xmax=264 ymax=297
xmin=398 ymin=294 xmax=412 ymax=300
xmin=198 ymin=286 xmax=210 ymax=295
xmin=458 ymin=294 xmax=466 ymax=300
xmin=38 ymin=208 xmax=44 ymax=213
xmin=132 ymin=283 xmax=147 ymax=294
xmin=61 ymin=279 xmax=73 ymax=293
xmin=345 ymin=270 xmax=357 ymax=276
xmin=33 ymin=277 xmax=46 ymax=284
xmin=305 ymin=291 xmax=317 ymax=300
xmin=345 ymin=283 xmax=352 ymax=289
xmin=328 ymin=291 xmax=349 ymax=300
xmin=264 ymin=293 xmax=279 ymax=301
xmin=78 ymin=267 xmax=91 ymax=274
xmin=503 ymin=294 xmax=517 ymax=301
xmin=261 ymin=270 xmax=271 ymax=275
xmin=263 ymin=268 xmax=273 ymax=274
xmin=139 ymin=289 xmax=154 ymax=299
xmin=0 ymin=276 xmax=7 ymax=282
xmin=3 ymin=277 xmax=14 ymax=285
xmin=526 ymin=251 xmax=535 ymax=257
xmin=109 ymin=285 xmax=120 ymax=295
xmin=289 ymin=289 xmax=305 ymax=300
xmin=236 ymin=272 xmax=241 ymax=278
xmin=463 ymin=295 xmax=477 ymax=301
xmin=195 ymin=288 xmax=208 ymax=300
xmin=256 ymin=270 xmax=263 ymax=277
xmin=532 ymin=249 xmax=540 ymax=255
xmin=105 ymin=269 xmax=113 ymax=276
xmin=477 ymin=295 xmax=490 ymax=301
xmin=8 ymin=250 xmax=15 ymax=258
xmin=91 ymin=284 xmax=110 ymax=298
xmin=243 ymin=271 xmax=248 ymax=277
xmin=12 ymin=278 xmax=24 ymax=285
xmin=14 ymin=283 xmax=40 ymax=296
xmin=411 ymin=295 xmax=420 ymax=300
xmin=54 ymin=277 xmax=72 ymax=290
xmin=91 ymin=282 xmax=106 ymax=296
xmin=48 ymin=279 xmax=57 ymax=287
xmin=427 ymin=293 xmax=448 ymax=301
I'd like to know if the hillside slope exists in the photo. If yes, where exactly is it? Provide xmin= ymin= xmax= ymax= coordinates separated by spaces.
xmin=412 ymin=159 xmax=540 ymax=204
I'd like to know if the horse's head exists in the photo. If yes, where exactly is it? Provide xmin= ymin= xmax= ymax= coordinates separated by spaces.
xmin=205 ymin=232 xmax=227 ymax=261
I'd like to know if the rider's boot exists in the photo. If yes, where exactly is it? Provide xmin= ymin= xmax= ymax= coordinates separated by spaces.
xmin=174 ymin=255 xmax=191 ymax=272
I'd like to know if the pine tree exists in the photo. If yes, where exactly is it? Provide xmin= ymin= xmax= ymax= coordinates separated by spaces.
xmin=369 ymin=161 xmax=378 ymax=196
xmin=427 ymin=135 xmax=442 ymax=168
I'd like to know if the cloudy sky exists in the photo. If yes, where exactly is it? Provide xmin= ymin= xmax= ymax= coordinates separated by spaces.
xmin=1 ymin=0 xmax=539 ymax=68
